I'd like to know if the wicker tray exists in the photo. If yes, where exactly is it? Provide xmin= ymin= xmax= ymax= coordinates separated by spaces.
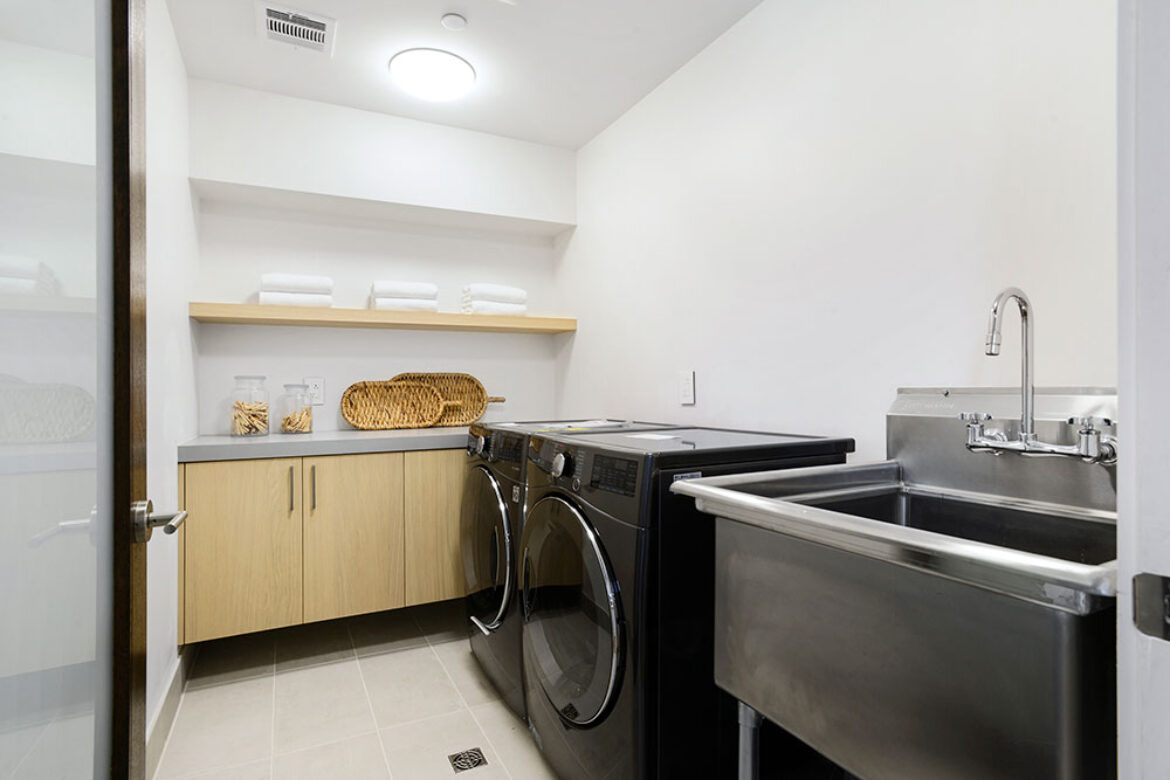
xmin=341 ymin=380 xmax=463 ymax=430
xmin=388 ymin=372 xmax=505 ymax=426
xmin=0 ymin=377 xmax=96 ymax=443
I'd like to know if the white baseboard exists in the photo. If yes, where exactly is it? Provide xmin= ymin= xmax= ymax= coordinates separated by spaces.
xmin=145 ymin=646 xmax=196 ymax=780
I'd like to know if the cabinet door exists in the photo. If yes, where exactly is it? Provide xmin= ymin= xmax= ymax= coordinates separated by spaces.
xmin=303 ymin=453 xmax=405 ymax=622
xmin=404 ymin=449 xmax=468 ymax=606
xmin=184 ymin=457 xmax=303 ymax=642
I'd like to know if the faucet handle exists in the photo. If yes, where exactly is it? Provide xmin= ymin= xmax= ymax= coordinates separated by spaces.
xmin=1068 ymin=416 xmax=1114 ymax=431
xmin=958 ymin=412 xmax=992 ymax=424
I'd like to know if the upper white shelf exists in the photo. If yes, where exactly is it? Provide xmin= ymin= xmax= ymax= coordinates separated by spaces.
xmin=190 ymin=177 xmax=577 ymax=240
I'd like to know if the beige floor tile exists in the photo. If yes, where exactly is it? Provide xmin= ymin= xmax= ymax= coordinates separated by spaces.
xmin=171 ymin=759 xmax=272 ymax=780
xmin=0 ymin=721 xmax=46 ymax=778
xmin=412 ymin=599 xmax=467 ymax=645
xmin=11 ymin=714 xmax=94 ymax=780
xmin=272 ymin=733 xmax=388 ymax=780
xmin=273 ymin=620 xmax=354 ymax=672
xmin=274 ymin=659 xmax=376 ymax=754
xmin=346 ymin=610 xmax=427 ymax=658
xmin=359 ymin=646 xmax=464 ymax=729
xmin=380 ymin=711 xmax=507 ymax=780
xmin=472 ymin=700 xmax=558 ymax=780
xmin=186 ymin=633 xmax=274 ymax=691
xmin=156 ymin=676 xmax=274 ymax=779
xmin=432 ymin=638 xmax=500 ymax=707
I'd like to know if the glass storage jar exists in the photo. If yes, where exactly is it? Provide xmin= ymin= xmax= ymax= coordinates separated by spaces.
xmin=230 ymin=375 xmax=269 ymax=436
xmin=279 ymin=383 xmax=313 ymax=434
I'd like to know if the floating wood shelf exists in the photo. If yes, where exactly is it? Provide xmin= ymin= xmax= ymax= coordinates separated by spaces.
xmin=189 ymin=302 xmax=577 ymax=335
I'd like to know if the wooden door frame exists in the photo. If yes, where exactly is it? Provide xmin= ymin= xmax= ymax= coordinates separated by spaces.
xmin=109 ymin=0 xmax=148 ymax=775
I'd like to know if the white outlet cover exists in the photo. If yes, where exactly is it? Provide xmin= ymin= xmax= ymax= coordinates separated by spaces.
xmin=304 ymin=376 xmax=325 ymax=406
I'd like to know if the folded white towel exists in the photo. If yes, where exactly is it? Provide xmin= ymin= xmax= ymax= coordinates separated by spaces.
xmin=260 ymin=273 xmax=334 ymax=295
xmin=370 ymin=281 xmax=438 ymax=300
xmin=370 ymin=297 xmax=440 ymax=312
xmin=461 ymin=300 xmax=528 ymax=316
xmin=0 ymin=277 xmax=55 ymax=296
xmin=258 ymin=291 xmax=333 ymax=307
xmin=0 ymin=255 xmax=50 ymax=280
xmin=461 ymin=283 xmax=527 ymax=305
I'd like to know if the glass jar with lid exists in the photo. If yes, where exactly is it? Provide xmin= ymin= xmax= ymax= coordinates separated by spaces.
xmin=279 ymin=383 xmax=313 ymax=434
xmin=230 ymin=375 xmax=269 ymax=436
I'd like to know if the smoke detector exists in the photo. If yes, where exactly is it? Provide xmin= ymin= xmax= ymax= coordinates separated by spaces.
xmin=255 ymin=3 xmax=337 ymax=55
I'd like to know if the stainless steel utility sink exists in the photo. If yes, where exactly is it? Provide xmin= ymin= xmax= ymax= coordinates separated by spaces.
xmin=672 ymin=388 xmax=1118 ymax=780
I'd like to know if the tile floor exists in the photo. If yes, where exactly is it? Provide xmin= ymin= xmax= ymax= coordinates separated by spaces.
xmin=154 ymin=600 xmax=557 ymax=780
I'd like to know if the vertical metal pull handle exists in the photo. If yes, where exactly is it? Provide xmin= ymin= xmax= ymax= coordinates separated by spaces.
xmin=288 ymin=466 xmax=294 ymax=512
xmin=311 ymin=465 xmax=316 ymax=510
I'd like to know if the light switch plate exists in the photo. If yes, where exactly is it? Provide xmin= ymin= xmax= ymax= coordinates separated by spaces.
xmin=678 ymin=370 xmax=696 ymax=406
xmin=304 ymin=377 xmax=325 ymax=406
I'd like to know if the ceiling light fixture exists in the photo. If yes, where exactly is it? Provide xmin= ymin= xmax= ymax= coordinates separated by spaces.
xmin=388 ymin=48 xmax=476 ymax=102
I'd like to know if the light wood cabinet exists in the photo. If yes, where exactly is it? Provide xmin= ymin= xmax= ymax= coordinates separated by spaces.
xmin=303 ymin=453 xmax=406 ymax=622
xmin=184 ymin=457 xmax=303 ymax=643
xmin=181 ymin=448 xmax=466 ymax=643
xmin=404 ymin=449 xmax=467 ymax=606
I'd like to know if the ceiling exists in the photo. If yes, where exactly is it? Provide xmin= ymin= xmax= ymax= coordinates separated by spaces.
xmin=165 ymin=0 xmax=764 ymax=149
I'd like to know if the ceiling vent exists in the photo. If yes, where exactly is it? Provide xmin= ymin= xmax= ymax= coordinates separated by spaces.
xmin=256 ymin=3 xmax=337 ymax=55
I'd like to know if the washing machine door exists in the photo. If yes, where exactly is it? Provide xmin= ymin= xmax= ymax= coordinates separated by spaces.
xmin=522 ymin=495 xmax=624 ymax=727
xmin=461 ymin=465 xmax=513 ymax=633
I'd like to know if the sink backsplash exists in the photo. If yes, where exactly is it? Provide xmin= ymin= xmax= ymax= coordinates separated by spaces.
xmin=888 ymin=387 xmax=1117 ymax=514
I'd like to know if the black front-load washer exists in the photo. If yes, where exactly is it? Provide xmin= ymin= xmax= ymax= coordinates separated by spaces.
xmin=460 ymin=419 xmax=675 ymax=719
xmin=520 ymin=427 xmax=855 ymax=779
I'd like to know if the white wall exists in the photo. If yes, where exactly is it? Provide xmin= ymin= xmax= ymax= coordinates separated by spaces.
xmin=144 ymin=0 xmax=200 ymax=735
xmin=1117 ymin=0 xmax=1170 ymax=774
xmin=188 ymin=80 xmax=576 ymax=225
xmin=555 ymin=0 xmax=1117 ymax=461
xmin=192 ymin=204 xmax=564 ymax=433
xmin=0 ymin=40 xmax=94 ymax=165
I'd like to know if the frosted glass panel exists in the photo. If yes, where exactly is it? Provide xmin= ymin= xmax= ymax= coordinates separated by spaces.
xmin=0 ymin=2 xmax=108 ymax=777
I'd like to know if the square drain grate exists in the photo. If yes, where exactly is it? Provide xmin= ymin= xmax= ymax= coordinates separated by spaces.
xmin=448 ymin=747 xmax=488 ymax=773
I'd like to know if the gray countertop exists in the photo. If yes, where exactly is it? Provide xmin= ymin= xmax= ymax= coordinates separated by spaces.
xmin=178 ymin=426 xmax=469 ymax=463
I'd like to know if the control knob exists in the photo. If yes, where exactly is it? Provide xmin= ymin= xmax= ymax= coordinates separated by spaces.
xmin=551 ymin=451 xmax=573 ymax=478
xmin=467 ymin=435 xmax=486 ymax=457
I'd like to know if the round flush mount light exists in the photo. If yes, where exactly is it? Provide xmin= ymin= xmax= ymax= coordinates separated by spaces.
xmin=388 ymin=48 xmax=476 ymax=101
xmin=440 ymin=13 xmax=468 ymax=30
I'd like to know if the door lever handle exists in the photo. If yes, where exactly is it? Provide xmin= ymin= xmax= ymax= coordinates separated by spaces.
xmin=132 ymin=500 xmax=188 ymax=543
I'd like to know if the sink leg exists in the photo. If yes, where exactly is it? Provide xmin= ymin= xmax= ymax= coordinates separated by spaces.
xmin=737 ymin=701 xmax=763 ymax=780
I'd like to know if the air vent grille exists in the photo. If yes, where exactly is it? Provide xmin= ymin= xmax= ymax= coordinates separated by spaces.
xmin=256 ymin=4 xmax=336 ymax=55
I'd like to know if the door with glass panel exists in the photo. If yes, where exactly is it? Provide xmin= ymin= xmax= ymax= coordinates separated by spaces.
xmin=0 ymin=1 xmax=148 ymax=777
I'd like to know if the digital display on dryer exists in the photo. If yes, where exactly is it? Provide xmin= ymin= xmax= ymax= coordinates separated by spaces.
xmin=590 ymin=455 xmax=639 ymax=496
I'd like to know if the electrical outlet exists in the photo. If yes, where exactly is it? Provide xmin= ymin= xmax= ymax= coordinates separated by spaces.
xmin=678 ymin=370 xmax=696 ymax=406
xmin=304 ymin=377 xmax=325 ymax=406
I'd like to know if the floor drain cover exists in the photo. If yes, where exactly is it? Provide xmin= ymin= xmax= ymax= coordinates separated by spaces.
xmin=448 ymin=747 xmax=488 ymax=773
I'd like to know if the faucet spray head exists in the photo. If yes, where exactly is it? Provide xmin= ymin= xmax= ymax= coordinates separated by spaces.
xmin=984 ymin=329 xmax=1002 ymax=356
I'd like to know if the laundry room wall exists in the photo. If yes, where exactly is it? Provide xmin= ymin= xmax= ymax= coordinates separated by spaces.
xmin=185 ymin=84 xmax=574 ymax=433
xmin=143 ymin=0 xmax=200 ymax=746
xmin=555 ymin=0 xmax=1117 ymax=460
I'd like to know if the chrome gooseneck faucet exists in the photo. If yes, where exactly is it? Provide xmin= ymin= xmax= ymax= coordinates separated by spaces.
xmin=960 ymin=287 xmax=1117 ymax=465
xmin=984 ymin=287 xmax=1035 ymax=443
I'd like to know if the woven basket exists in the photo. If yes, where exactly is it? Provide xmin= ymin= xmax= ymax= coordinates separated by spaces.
xmin=341 ymin=381 xmax=463 ymax=430
xmin=389 ymin=372 xmax=505 ymax=426
xmin=0 ymin=377 xmax=96 ymax=443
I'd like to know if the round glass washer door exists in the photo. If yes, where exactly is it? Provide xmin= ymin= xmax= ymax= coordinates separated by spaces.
xmin=461 ymin=465 xmax=512 ymax=632
xmin=522 ymin=494 xmax=624 ymax=727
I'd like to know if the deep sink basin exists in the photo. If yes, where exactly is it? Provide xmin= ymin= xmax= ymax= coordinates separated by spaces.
xmin=672 ymin=457 xmax=1118 ymax=780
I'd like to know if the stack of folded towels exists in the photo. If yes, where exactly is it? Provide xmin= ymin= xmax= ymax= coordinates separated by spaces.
xmin=258 ymin=274 xmax=334 ymax=307
xmin=0 ymin=255 xmax=61 ymax=296
xmin=461 ymin=283 xmax=527 ymax=315
xmin=369 ymin=281 xmax=439 ymax=311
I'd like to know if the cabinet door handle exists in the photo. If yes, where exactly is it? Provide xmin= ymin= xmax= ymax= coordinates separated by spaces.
xmin=311 ymin=465 xmax=316 ymax=510
xmin=288 ymin=465 xmax=294 ymax=512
